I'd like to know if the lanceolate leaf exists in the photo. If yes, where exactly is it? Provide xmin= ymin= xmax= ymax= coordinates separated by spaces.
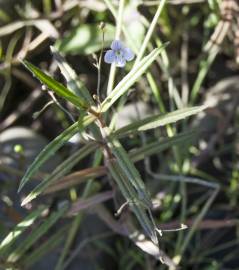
xmin=21 ymin=142 xmax=98 ymax=206
xmin=43 ymin=131 xmax=197 ymax=194
xmin=104 ymin=127 xmax=151 ymax=208
xmin=138 ymin=106 xmax=206 ymax=131
xmin=101 ymin=46 xmax=166 ymax=113
xmin=114 ymin=106 xmax=206 ymax=137
xmin=130 ymin=130 xmax=197 ymax=162
xmin=50 ymin=46 xmax=93 ymax=104
xmin=18 ymin=122 xmax=77 ymax=191
xmin=7 ymin=204 xmax=68 ymax=263
xmin=18 ymin=115 xmax=95 ymax=191
xmin=23 ymin=60 xmax=89 ymax=110
xmin=0 ymin=206 xmax=46 ymax=256
xmin=108 ymin=160 xmax=158 ymax=244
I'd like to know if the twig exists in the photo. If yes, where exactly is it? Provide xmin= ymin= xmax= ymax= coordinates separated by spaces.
xmin=67 ymin=191 xmax=114 ymax=216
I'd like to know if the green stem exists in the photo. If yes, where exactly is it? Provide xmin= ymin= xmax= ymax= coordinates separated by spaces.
xmin=190 ymin=48 xmax=218 ymax=104
xmin=134 ymin=0 xmax=167 ymax=67
xmin=106 ymin=0 xmax=125 ymax=95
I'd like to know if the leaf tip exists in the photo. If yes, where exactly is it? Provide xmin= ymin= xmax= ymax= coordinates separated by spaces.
xmin=17 ymin=183 xmax=23 ymax=193
xmin=50 ymin=45 xmax=56 ymax=54
xmin=20 ymin=200 xmax=26 ymax=207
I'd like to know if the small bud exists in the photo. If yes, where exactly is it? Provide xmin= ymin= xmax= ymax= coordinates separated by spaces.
xmin=93 ymin=94 xmax=100 ymax=104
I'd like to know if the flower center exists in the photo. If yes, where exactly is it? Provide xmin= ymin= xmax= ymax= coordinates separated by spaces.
xmin=115 ymin=50 xmax=122 ymax=57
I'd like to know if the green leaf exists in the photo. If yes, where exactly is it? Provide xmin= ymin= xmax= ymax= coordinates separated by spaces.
xmin=18 ymin=115 xmax=95 ymax=192
xmin=101 ymin=46 xmax=166 ymax=113
xmin=7 ymin=204 xmax=68 ymax=263
xmin=138 ymin=106 xmax=206 ymax=131
xmin=104 ymin=127 xmax=151 ymax=208
xmin=130 ymin=130 xmax=197 ymax=162
xmin=114 ymin=106 xmax=206 ymax=136
xmin=55 ymin=23 xmax=115 ymax=55
xmin=40 ymin=131 xmax=197 ymax=194
xmin=0 ymin=206 xmax=46 ymax=256
xmin=50 ymin=46 xmax=93 ymax=104
xmin=108 ymin=160 xmax=158 ymax=244
xmin=23 ymin=60 xmax=89 ymax=110
xmin=21 ymin=142 xmax=98 ymax=206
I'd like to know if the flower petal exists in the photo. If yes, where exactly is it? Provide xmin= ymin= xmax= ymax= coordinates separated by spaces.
xmin=115 ymin=55 xmax=126 ymax=67
xmin=123 ymin=47 xmax=134 ymax=61
xmin=104 ymin=50 xmax=116 ymax=64
xmin=111 ymin=40 xmax=123 ymax=51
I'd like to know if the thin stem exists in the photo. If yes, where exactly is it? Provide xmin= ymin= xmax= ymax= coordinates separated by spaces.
xmin=134 ymin=0 xmax=167 ymax=67
xmin=96 ymin=29 xmax=105 ymax=99
xmin=190 ymin=46 xmax=219 ymax=104
xmin=106 ymin=0 xmax=125 ymax=95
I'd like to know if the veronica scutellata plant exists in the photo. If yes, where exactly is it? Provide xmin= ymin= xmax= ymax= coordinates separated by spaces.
xmin=11 ymin=1 xmax=207 ymax=266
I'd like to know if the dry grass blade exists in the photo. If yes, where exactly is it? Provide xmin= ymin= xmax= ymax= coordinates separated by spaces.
xmin=0 ymin=20 xmax=59 ymax=38
xmin=45 ymin=166 xmax=107 ymax=194
xmin=67 ymin=191 xmax=114 ymax=216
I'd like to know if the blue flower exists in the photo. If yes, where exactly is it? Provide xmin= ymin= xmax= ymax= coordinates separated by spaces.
xmin=104 ymin=40 xmax=134 ymax=67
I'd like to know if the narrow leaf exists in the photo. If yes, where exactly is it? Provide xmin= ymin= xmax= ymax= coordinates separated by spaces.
xmin=18 ymin=115 xmax=95 ymax=192
xmin=21 ymin=142 xmax=98 ymax=206
xmin=68 ymin=191 xmax=114 ymax=216
xmin=108 ymin=160 xmax=158 ymax=244
xmin=18 ymin=122 xmax=78 ymax=191
xmin=130 ymin=130 xmax=196 ymax=162
xmin=45 ymin=167 xmax=106 ymax=194
xmin=50 ymin=46 xmax=93 ymax=104
xmin=104 ymin=127 xmax=152 ymax=208
xmin=101 ymin=46 xmax=166 ymax=112
xmin=0 ymin=206 xmax=46 ymax=256
xmin=7 ymin=204 xmax=68 ymax=263
xmin=23 ymin=60 xmax=89 ymax=110
xmin=45 ymin=132 xmax=196 ymax=194
xmin=138 ymin=106 xmax=206 ymax=131
xmin=114 ymin=106 xmax=206 ymax=136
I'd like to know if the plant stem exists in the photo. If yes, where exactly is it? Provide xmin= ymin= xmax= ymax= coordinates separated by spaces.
xmin=106 ymin=0 xmax=125 ymax=95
